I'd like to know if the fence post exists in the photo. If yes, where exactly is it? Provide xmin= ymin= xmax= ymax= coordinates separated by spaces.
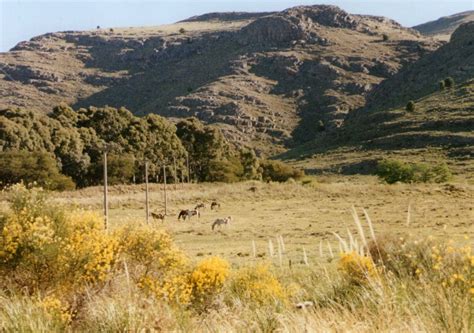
xmin=103 ymin=151 xmax=108 ymax=231
xmin=186 ymin=152 xmax=190 ymax=184
xmin=173 ymin=156 xmax=177 ymax=190
xmin=145 ymin=160 xmax=149 ymax=224
xmin=163 ymin=164 xmax=168 ymax=215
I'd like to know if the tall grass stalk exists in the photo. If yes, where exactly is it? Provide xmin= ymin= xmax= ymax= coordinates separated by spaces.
xmin=303 ymin=247 xmax=309 ymax=266
xmin=351 ymin=206 xmax=367 ymax=247
xmin=268 ymin=239 xmax=274 ymax=258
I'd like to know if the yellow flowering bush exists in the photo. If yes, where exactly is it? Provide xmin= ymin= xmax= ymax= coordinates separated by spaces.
xmin=117 ymin=224 xmax=193 ymax=305
xmin=0 ymin=185 xmax=119 ymax=294
xmin=338 ymin=251 xmax=377 ymax=285
xmin=137 ymin=256 xmax=230 ymax=309
xmin=190 ymin=257 xmax=230 ymax=307
xmin=229 ymin=264 xmax=287 ymax=306
xmin=58 ymin=211 xmax=119 ymax=286
xmin=115 ymin=225 xmax=188 ymax=279
xmin=40 ymin=295 xmax=72 ymax=326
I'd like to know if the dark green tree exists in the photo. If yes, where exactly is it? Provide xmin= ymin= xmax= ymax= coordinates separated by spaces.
xmin=0 ymin=151 xmax=75 ymax=190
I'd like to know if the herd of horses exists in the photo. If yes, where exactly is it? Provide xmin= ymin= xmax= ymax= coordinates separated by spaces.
xmin=150 ymin=201 xmax=231 ymax=230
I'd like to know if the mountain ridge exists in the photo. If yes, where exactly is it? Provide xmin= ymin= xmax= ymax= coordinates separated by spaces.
xmin=0 ymin=5 xmax=442 ymax=155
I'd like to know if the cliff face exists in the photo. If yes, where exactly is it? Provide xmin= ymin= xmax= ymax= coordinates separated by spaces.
xmin=0 ymin=5 xmax=441 ymax=154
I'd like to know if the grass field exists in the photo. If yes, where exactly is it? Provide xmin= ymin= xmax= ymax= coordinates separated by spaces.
xmin=52 ymin=176 xmax=473 ymax=266
xmin=1 ymin=177 xmax=473 ymax=332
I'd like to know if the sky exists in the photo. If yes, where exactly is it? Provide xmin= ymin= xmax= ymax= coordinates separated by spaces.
xmin=1 ymin=0 xmax=473 ymax=52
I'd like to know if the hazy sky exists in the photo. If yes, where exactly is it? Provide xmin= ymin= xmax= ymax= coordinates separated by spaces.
xmin=1 ymin=0 xmax=472 ymax=52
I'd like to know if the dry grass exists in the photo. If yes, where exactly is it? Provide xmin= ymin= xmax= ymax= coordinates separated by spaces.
xmin=48 ymin=176 xmax=473 ymax=266
xmin=0 ymin=179 xmax=472 ymax=332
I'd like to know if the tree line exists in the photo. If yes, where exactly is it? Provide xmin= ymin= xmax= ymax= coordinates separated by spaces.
xmin=0 ymin=104 xmax=303 ymax=190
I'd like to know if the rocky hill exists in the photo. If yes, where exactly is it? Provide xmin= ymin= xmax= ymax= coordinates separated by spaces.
xmin=0 ymin=5 xmax=441 ymax=155
xmin=282 ymin=22 xmax=474 ymax=177
xmin=413 ymin=10 xmax=474 ymax=40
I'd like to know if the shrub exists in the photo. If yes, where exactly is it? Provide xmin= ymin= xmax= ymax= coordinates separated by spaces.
xmin=116 ymin=225 xmax=188 ymax=281
xmin=439 ymin=80 xmax=445 ymax=91
xmin=260 ymin=160 xmax=304 ymax=182
xmin=406 ymin=100 xmax=415 ymax=112
xmin=190 ymin=257 xmax=230 ymax=308
xmin=206 ymin=157 xmax=243 ymax=183
xmin=338 ymin=251 xmax=377 ymax=285
xmin=444 ymin=77 xmax=455 ymax=89
xmin=229 ymin=264 xmax=287 ymax=306
xmin=0 ymin=151 xmax=75 ymax=191
xmin=376 ymin=159 xmax=451 ymax=184
xmin=376 ymin=159 xmax=414 ymax=184
xmin=0 ymin=185 xmax=118 ymax=294
xmin=179 ymin=28 xmax=186 ymax=34
xmin=382 ymin=34 xmax=389 ymax=41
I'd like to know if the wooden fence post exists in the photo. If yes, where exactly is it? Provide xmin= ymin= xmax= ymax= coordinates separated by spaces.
xmin=103 ymin=151 xmax=108 ymax=231
xmin=145 ymin=160 xmax=149 ymax=224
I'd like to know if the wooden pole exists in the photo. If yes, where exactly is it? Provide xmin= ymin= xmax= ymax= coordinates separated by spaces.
xmin=173 ymin=156 xmax=177 ymax=190
xmin=163 ymin=164 xmax=167 ymax=215
xmin=145 ymin=161 xmax=149 ymax=224
xmin=186 ymin=152 xmax=190 ymax=184
xmin=103 ymin=151 xmax=108 ymax=231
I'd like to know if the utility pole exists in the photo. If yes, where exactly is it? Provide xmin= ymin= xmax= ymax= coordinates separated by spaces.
xmin=163 ymin=163 xmax=168 ymax=215
xmin=103 ymin=151 xmax=108 ymax=231
xmin=173 ymin=156 xmax=177 ymax=190
xmin=145 ymin=160 xmax=149 ymax=224
xmin=186 ymin=152 xmax=190 ymax=184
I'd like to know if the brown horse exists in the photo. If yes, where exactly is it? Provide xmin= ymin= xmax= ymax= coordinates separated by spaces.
xmin=195 ymin=203 xmax=205 ymax=210
xmin=211 ymin=216 xmax=232 ymax=230
xmin=151 ymin=212 xmax=165 ymax=221
xmin=178 ymin=209 xmax=200 ymax=221
xmin=210 ymin=201 xmax=221 ymax=210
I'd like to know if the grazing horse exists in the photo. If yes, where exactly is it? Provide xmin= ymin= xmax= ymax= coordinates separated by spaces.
xmin=195 ymin=203 xmax=205 ymax=210
xmin=210 ymin=201 xmax=221 ymax=210
xmin=178 ymin=209 xmax=200 ymax=221
xmin=151 ymin=212 xmax=165 ymax=221
xmin=212 ymin=216 xmax=232 ymax=230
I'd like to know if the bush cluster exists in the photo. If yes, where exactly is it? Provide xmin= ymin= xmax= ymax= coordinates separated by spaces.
xmin=228 ymin=264 xmax=287 ymax=306
xmin=0 ymin=151 xmax=75 ymax=191
xmin=376 ymin=159 xmax=451 ymax=184
xmin=0 ymin=186 xmax=233 ymax=317
xmin=259 ymin=160 xmax=305 ymax=182
xmin=0 ymin=106 xmax=304 ymax=188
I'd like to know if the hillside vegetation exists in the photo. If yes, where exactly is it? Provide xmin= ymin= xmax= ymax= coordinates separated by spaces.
xmin=282 ymin=23 xmax=473 ymax=178
xmin=0 ymin=104 xmax=303 ymax=188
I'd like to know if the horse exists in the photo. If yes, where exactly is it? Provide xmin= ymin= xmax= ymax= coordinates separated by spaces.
xmin=195 ymin=203 xmax=205 ymax=210
xmin=178 ymin=209 xmax=200 ymax=221
xmin=211 ymin=216 xmax=232 ymax=230
xmin=151 ymin=212 xmax=165 ymax=221
xmin=210 ymin=201 xmax=221 ymax=210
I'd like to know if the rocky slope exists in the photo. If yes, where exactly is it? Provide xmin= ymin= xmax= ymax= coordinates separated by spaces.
xmin=413 ymin=10 xmax=473 ymax=40
xmin=282 ymin=22 xmax=474 ymax=176
xmin=0 ymin=5 xmax=442 ymax=155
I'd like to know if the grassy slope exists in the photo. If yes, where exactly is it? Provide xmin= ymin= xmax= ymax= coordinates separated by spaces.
xmin=413 ymin=10 xmax=474 ymax=40
xmin=282 ymin=77 xmax=474 ymax=179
